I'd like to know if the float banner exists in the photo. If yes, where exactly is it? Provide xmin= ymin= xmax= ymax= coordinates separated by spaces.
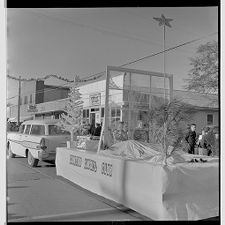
xmin=56 ymin=147 xmax=219 ymax=220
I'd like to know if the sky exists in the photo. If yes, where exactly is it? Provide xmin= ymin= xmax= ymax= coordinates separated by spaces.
xmin=7 ymin=7 xmax=218 ymax=103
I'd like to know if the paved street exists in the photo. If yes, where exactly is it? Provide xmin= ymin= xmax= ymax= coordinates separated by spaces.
xmin=6 ymin=155 xmax=219 ymax=222
xmin=7 ymin=156 xmax=150 ymax=222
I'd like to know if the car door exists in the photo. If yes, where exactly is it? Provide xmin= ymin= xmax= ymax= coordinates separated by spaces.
xmin=20 ymin=124 xmax=32 ymax=157
xmin=28 ymin=124 xmax=46 ymax=159
xmin=9 ymin=124 xmax=25 ymax=156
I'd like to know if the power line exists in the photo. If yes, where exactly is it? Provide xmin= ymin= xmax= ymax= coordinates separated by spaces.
xmin=82 ymin=31 xmax=217 ymax=79
xmin=27 ymin=9 xmax=167 ymax=49
xmin=120 ymin=34 xmax=216 ymax=67
xmin=27 ymin=8 xmax=199 ymax=56
xmin=7 ymin=31 xmax=217 ymax=101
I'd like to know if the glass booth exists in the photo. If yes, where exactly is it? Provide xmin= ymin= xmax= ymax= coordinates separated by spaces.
xmin=100 ymin=66 xmax=173 ymax=151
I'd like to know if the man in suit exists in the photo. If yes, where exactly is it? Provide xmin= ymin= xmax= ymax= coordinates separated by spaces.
xmin=185 ymin=123 xmax=197 ymax=154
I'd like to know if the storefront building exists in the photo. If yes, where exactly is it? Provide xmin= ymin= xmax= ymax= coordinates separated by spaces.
xmin=7 ymin=79 xmax=70 ymax=122
xmin=7 ymin=69 xmax=218 ymax=134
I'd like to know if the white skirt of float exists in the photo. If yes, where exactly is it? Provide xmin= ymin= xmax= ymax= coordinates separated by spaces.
xmin=55 ymin=147 xmax=219 ymax=220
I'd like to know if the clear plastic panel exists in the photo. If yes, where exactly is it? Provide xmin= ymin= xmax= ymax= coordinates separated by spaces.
xmin=103 ymin=67 xmax=172 ymax=149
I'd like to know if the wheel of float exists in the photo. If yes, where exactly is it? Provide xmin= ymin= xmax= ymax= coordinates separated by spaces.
xmin=8 ymin=143 xmax=16 ymax=158
xmin=27 ymin=151 xmax=39 ymax=167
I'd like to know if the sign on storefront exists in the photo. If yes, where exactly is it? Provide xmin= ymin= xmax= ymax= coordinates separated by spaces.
xmin=27 ymin=104 xmax=38 ymax=112
xmin=89 ymin=93 xmax=101 ymax=106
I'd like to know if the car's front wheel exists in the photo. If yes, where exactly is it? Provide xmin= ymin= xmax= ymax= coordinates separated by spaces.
xmin=27 ymin=151 xmax=39 ymax=167
xmin=8 ymin=143 xmax=16 ymax=158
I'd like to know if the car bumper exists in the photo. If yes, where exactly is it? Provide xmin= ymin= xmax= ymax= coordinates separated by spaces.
xmin=38 ymin=151 xmax=56 ymax=161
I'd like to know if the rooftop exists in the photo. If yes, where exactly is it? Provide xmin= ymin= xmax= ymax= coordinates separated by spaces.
xmin=173 ymin=90 xmax=218 ymax=109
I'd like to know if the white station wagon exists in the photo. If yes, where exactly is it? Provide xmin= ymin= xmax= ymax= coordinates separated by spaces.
xmin=7 ymin=120 xmax=70 ymax=167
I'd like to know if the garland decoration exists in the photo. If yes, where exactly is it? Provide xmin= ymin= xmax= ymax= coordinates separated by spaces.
xmin=7 ymin=72 xmax=105 ymax=83
xmin=7 ymin=74 xmax=74 ymax=82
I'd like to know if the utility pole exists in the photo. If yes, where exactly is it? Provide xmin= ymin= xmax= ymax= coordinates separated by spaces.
xmin=17 ymin=76 xmax=21 ymax=125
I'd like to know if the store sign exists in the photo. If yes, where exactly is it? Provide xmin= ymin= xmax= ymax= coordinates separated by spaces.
xmin=27 ymin=104 xmax=38 ymax=112
xmin=89 ymin=93 xmax=101 ymax=106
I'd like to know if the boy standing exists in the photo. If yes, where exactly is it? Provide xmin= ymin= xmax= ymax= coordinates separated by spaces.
xmin=185 ymin=124 xmax=197 ymax=154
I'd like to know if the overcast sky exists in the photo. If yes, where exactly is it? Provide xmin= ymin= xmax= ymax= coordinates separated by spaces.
xmin=7 ymin=7 xmax=218 ymax=101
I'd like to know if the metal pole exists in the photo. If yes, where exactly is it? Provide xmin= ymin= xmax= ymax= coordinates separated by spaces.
xmin=153 ymin=14 xmax=173 ymax=163
xmin=100 ymin=66 xmax=110 ymax=151
xmin=17 ymin=76 xmax=21 ymax=125
xmin=163 ymin=24 xmax=167 ymax=160
xmin=127 ymin=72 xmax=132 ymax=139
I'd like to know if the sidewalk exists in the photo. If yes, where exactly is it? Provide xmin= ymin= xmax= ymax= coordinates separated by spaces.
xmin=7 ymin=159 xmax=144 ymax=222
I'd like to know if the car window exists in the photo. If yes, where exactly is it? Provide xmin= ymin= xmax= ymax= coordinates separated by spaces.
xmin=48 ymin=125 xmax=70 ymax=136
xmin=24 ymin=125 xmax=31 ymax=134
xmin=19 ymin=124 xmax=25 ymax=133
xmin=30 ymin=125 xmax=45 ymax=135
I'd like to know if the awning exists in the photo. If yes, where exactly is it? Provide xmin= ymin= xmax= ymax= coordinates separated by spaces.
xmin=8 ymin=117 xmax=16 ymax=122
xmin=8 ymin=116 xmax=33 ymax=122
xmin=22 ymin=116 xmax=34 ymax=122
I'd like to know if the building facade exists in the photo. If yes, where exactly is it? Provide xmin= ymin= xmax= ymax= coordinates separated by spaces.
xmin=7 ymin=80 xmax=70 ymax=122
xmin=7 ymin=72 xmax=219 ymax=135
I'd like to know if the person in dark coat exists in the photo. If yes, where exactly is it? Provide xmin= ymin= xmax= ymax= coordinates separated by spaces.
xmin=185 ymin=123 xmax=197 ymax=154
xmin=204 ymin=128 xmax=215 ymax=156
xmin=93 ymin=123 xmax=101 ymax=136
xmin=89 ymin=124 xmax=95 ymax=135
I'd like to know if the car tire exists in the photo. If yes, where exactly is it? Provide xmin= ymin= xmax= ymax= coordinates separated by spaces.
xmin=27 ymin=151 xmax=39 ymax=167
xmin=8 ymin=143 xmax=16 ymax=158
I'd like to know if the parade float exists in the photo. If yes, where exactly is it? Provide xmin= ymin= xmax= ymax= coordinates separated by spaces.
xmin=55 ymin=66 xmax=219 ymax=220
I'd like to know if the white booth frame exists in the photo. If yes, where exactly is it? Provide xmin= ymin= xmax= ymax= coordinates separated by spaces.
xmin=98 ymin=66 xmax=174 ymax=153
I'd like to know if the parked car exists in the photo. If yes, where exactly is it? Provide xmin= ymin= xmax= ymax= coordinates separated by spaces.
xmin=7 ymin=119 xmax=70 ymax=167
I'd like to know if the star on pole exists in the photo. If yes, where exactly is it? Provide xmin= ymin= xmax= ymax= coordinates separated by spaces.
xmin=153 ymin=14 xmax=173 ymax=28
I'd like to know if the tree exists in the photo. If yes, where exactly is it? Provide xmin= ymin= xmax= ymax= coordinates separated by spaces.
xmin=58 ymin=84 xmax=83 ymax=142
xmin=142 ymin=98 xmax=191 ymax=154
xmin=184 ymin=41 xmax=218 ymax=94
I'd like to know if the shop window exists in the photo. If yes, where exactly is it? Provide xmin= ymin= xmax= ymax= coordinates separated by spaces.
xmin=20 ymin=97 xmax=22 ymax=105
xmin=35 ymin=114 xmax=42 ymax=119
xmin=101 ymin=108 xmax=104 ymax=117
xmin=116 ymin=108 xmax=120 ymax=117
xmin=31 ymin=125 xmax=45 ymax=135
xmin=83 ymin=109 xmax=89 ymax=118
xmin=54 ymin=114 xmax=60 ymax=119
xmin=207 ymin=114 xmax=213 ymax=125
xmin=83 ymin=109 xmax=90 ymax=123
xmin=111 ymin=108 xmax=115 ymax=117
xmin=24 ymin=96 xmax=28 ymax=105
xmin=91 ymin=108 xmax=99 ymax=112
xmin=111 ymin=107 xmax=121 ymax=126
xmin=138 ymin=111 xmax=149 ymax=128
